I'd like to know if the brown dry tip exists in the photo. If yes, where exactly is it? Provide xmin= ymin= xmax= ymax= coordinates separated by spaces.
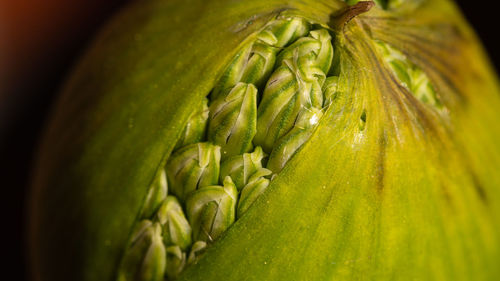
xmin=329 ymin=1 xmax=375 ymax=30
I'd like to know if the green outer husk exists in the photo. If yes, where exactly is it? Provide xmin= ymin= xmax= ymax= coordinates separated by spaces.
xmin=28 ymin=1 xmax=341 ymax=280
xmin=29 ymin=0 xmax=500 ymax=281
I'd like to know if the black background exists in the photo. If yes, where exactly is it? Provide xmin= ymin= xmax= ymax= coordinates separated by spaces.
xmin=1 ymin=1 xmax=498 ymax=280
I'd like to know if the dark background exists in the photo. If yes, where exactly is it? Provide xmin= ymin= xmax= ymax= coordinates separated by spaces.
xmin=1 ymin=1 xmax=498 ymax=280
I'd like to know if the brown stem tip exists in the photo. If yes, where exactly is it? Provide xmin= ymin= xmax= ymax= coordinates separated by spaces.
xmin=329 ymin=1 xmax=375 ymax=30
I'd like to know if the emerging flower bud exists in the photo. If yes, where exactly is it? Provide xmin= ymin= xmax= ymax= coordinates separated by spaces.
xmin=185 ymin=177 xmax=238 ymax=242
xmin=164 ymin=245 xmax=186 ymax=280
xmin=237 ymin=168 xmax=272 ymax=217
xmin=173 ymin=98 xmax=209 ymax=151
xmin=208 ymin=83 xmax=258 ymax=160
xmin=156 ymin=196 xmax=192 ymax=251
xmin=254 ymin=29 xmax=333 ymax=153
xmin=267 ymin=107 xmax=324 ymax=173
xmin=118 ymin=221 xmax=166 ymax=281
xmin=141 ymin=170 xmax=168 ymax=219
xmin=219 ymin=146 xmax=267 ymax=190
xmin=166 ymin=143 xmax=221 ymax=201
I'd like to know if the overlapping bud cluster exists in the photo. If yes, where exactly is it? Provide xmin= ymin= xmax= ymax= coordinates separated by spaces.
xmin=119 ymin=17 xmax=341 ymax=280
xmin=374 ymin=40 xmax=442 ymax=109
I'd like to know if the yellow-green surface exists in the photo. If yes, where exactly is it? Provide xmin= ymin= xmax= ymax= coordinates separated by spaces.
xmin=29 ymin=0 xmax=500 ymax=280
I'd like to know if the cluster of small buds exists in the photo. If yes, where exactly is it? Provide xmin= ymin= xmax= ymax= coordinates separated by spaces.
xmin=119 ymin=16 xmax=342 ymax=281
xmin=374 ymin=40 xmax=442 ymax=109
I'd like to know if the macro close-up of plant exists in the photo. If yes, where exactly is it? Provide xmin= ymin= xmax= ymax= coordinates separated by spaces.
xmin=24 ymin=0 xmax=500 ymax=280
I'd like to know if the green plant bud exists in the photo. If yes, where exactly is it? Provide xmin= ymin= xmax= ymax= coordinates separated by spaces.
xmin=286 ymin=56 xmax=325 ymax=107
xmin=253 ymin=66 xmax=298 ymax=153
xmin=173 ymin=98 xmax=209 ymax=151
xmin=257 ymin=17 xmax=310 ymax=48
xmin=410 ymin=68 xmax=440 ymax=107
xmin=276 ymin=29 xmax=334 ymax=75
xmin=29 ymin=1 xmax=500 ymax=281
xmin=240 ymin=42 xmax=280 ymax=89
xmin=140 ymin=170 xmax=168 ymax=219
xmin=211 ymin=44 xmax=253 ymax=100
xmin=165 ymin=245 xmax=187 ymax=280
xmin=156 ymin=196 xmax=192 ymax=251
xmin=166 ymin=142 xmax=221 ymax=201
xmin=118 ymin=221 xmax=166 ymax=281
xmin=208 ymin=83 xmax=257 ymax=160
xmin=374 ymin=40 xmax=442 ymax=109
xmin=185 ymin=177 xmax=238 ymax=243
xmin=254 ymin=29 xmax=332 ymax=153
xmin=322 ymin=76 xmax=339 ymax=106
xmin=237 ymin=168 xmax=272 ymax=217
xmin=267 ymin=107 xmax=323 ymax=173
xmin=212 ymin=18 xmax=310 ymax=100
xmin=219 ymin=146 xmax=266 ymax=190
xmin=253 ymin=51 xmax=326 ymax=153
xmin=187 ymin=241 xmax=207 ymax=265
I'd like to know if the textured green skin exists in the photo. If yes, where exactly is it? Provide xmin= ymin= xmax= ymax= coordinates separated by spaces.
xmin=29 ymin=0 xmax=500 ymax=280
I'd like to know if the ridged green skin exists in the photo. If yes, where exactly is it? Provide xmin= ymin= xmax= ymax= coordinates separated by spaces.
xmin=29 ymin=0 xmax=500 ymax=280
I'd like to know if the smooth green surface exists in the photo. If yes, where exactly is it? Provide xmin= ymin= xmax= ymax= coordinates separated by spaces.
xmin=29 ymin=0 xmax=500 ymax=281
